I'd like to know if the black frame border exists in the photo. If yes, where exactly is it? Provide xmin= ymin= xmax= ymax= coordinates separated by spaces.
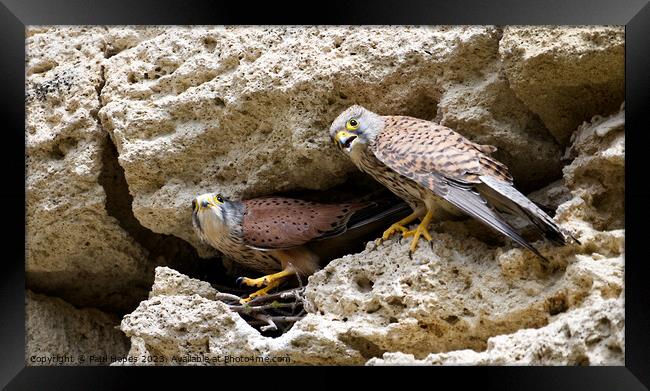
xmin=2 ymin=0 xmax=648 ymax=389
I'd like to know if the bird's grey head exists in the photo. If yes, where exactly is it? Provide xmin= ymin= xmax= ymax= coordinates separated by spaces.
xmin=329 ymin=105 xmax=384 ymax=155
xmin=191 ymin=192 xmax=232 ymax=236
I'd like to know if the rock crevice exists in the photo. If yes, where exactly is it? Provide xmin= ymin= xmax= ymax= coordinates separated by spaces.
xmin=26 ymin=26 xmax=624 ymax=366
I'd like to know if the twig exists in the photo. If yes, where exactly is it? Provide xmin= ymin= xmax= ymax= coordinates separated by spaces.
xmin=211 ymin=279 xmax=308 ymax=334
xmin=248 ymin=313 xmax=277 ymax=332
xmin=214 ymin=293 xmax=243 ymax=302
xmin=246 ymin=316 xmax=304 ymax=325
xmin=245 ymin=287 xmax=305 ymax=306
xmin=228 ymin=301 xmax=297 ymax=314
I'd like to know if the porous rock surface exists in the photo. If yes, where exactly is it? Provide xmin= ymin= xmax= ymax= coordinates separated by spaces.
xmin=26 ymin=27 xmax=169 ymax=312
xmin=26 ymin=26 xmax=624 ymax=366
xmin=118 ymin=103 xmax=624 ymax=366
xmin=98 ymin=26 xmax=577 ymax=256
xmin=499 ymin=26 xmax=624 ymax=146
xmin=367 ymin=294 xmax=623 ymax=365
xmin=26 ymin=290 xmax=130 ymax=366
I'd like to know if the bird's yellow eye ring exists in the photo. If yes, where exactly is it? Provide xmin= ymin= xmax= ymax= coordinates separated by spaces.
xmin=215 ymin=194 xmax=224 ymax=204
xmin=346 ymin=118 xmax=360 ymax=131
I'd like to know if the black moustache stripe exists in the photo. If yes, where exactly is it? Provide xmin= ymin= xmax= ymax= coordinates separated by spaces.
xmin=192 ymin=210 xmax=202 ymax=232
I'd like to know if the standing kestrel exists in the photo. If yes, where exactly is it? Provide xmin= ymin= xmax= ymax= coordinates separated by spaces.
xmin=329 ymin=105 xmax=575 ymax=261
xmin=192 ymin=193 xmax=409 ymax=302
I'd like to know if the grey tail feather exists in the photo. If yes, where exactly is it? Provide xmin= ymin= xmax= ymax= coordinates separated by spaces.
xmin=308 ymin=200 xmax=412 ymax=262
xmin=478 ymin=176 xmax=571 ymax=246
xmin=442 ymin=180 xmax=550 ymax=264
xmin=347 ymin=200 xmax=412 ymax=231
xmin=314 ymin=198 xmax=411 ymax=242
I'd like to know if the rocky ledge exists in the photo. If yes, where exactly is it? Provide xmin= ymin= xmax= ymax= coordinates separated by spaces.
xmin=26 ymin=26 xmax=624 ymax=365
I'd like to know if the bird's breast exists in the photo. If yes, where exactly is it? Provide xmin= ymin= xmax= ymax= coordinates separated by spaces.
xmin=196 ymin=210 xmax=281 ymax=274
xmin=353 ymin=148 xmax=422 ymax=208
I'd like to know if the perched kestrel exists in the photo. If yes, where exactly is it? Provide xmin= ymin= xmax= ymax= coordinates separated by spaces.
xmin=330 ymin=105 xmax=575 ymax=261
xmin=192 ymin=193 xmax=409 ymax=302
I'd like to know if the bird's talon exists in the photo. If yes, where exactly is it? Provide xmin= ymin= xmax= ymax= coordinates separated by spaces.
xmin=237 ymin=276 xmax=266 ymax=288
xmin=405 ymin=210 xmax=434 ymax=254
xmin=381 ymin=223 xmax=409 ymax=241
xmin=235 ymin=277 xmax=245 ymax=286
xmin=239 ymin=279 xmax=283 ymax=303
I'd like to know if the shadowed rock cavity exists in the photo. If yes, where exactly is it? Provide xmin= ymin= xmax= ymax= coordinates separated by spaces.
xmin=25 ymin=26 xmax=624 ymax=366
xmin=118 ymin=96 xmax=624 ymax=367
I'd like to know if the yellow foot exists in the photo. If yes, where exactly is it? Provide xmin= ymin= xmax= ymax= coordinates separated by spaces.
xmin=240 ymin=280 xmax=281 ymax=304
xmin=236 ymin=269 xmax=294 ymax=288
xmin=402 ymin=210 xmax=434 ymax=256
xmin=379 ymin=209 xmax=423 ymax=242
xmin=381 ymin=223 xmax=410 ymax=241
xmin=237 ymin=269 xmax=295 ymax=303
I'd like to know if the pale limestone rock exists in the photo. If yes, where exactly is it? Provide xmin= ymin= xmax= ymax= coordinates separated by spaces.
xmin=368 ymin=295 xmax=624 ymax=365
xmin=26 ymin=291 xmax=129 ymax=366
xmin=558 ymin=103 xmax=625 ymax=231
xmin=26 ymin=26 xmax=625 ymax=366
xmin=118 ymin=267 xmax=365 ymax=365
xmin=98 ymin=26 xmax=564 ymax=254
xmin=118 ymin=105 xmax=624 ymax=366
xmin=499 ymin=26 xmax=624 ymax=145
xmin=26 ymin=26 xmax=151 ymax=311
xmin=437 ymin=56 xmax=562 ymax=191
xmin=26 ymin=26 xmax=199 ymax=312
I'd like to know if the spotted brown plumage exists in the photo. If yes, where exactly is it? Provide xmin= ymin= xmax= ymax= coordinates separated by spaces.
xmin=241 ymin=197 xmax=368 ymax=249
xmin=374 ymin=116 xmax=513 ymax=184
xmin=192 ymin=192 xmax=409 ymax=302
xmin=330 ymin=105 xmax=577 ymax=261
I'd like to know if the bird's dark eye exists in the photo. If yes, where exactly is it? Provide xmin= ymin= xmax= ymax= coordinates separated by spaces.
xmin=216 ymin=194 xmax=224 ymax=203
xmin=192 ymin=199 xmax=197 ymax=210
xmin=346 ymin=118 xmax=360 ymax=131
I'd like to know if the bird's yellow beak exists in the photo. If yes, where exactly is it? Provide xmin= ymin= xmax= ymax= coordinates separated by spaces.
xmin=194 ymin=194 xmax=214 ymax=211
xmin=334 ymin=130 xmax=358 ymax=151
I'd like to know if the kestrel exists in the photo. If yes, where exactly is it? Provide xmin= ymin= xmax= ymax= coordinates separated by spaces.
xmin=330 ymin=105 xmax=575 ymax=261
xmin=192 ymin=193 xmax=408 ymax=302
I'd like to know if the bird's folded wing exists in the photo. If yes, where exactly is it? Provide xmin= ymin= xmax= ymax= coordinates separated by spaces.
xmin=478 ymin=175 xmax=570 ymax=245
xmin=371 ymin=117 xmax=512 ymax=184
xmin=241 ymin=197 xmax=366 ymax=250
xmin=435 ymin=175 xmax=548 ymax=262
xmin=371 ymin=119 xmax=547 ymax=262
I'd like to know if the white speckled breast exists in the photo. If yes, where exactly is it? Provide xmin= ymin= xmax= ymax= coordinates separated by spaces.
xmin=194 ymin=208 xmax=281 ymax=274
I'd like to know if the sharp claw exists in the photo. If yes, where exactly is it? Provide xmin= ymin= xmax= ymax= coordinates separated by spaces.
xmin=408 ymin=250 xmax=413 ymax=260
xmin=235 ymin=277 xmax=244 ymax=286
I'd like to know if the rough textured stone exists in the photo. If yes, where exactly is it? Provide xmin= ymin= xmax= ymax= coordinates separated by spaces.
xmin=118 ymin=105 xmax=624 ymax=366
xmin=26 ymin=26 xmax=201 ymax=313
xmin=26 ymin=26 xmax=624 ymax=366
xmin=98 ymin=26 xmax=568 ymax=255
xmin=499 ymin=26 xmax=624 ymax=146
xmin=367 ymin=295 xmax=624 ymax=365
xmin=558 ymin=103 xmax=625 ymax=232
xmin=26 ymin=290 xmax=129 ymax=366
xmin=118 ymin=267 xmax=365 ymax=365
xmin=27 ymin=26 xmax=148 ymax=311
